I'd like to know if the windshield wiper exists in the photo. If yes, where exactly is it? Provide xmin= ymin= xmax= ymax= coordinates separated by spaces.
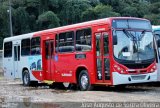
xmin=139 ymin=30 xmax=146 ymax=41
xmin=122 ymin=29 xmax=140 ymax=60
xmin=122 ymin=29 xmax=137 ymax=41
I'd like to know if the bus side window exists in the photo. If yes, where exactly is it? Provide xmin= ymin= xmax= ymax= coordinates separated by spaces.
xmin=21 ymin=38 xmax=30 ymax=56
xmin=103 ymin=33 xmax=109 ymax=56
xmin=55 ymin=34 xmax=59 ymax=53
xmin=76 ymin=28 xmax=92 ymax=51
xmin=96 ymin=34 xmax=101 ymax=56
xmin=4 ymin=42 xmax=12 ymax=58
xmin=58 ymin=31 xmax=74 ymax=53
xmin=31 ymin=37 xmax=41 ymax=55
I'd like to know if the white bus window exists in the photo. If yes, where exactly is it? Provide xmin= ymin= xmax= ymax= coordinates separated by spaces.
xmin=21 ymin=39 xmax=30 ymax=56
xmin=4 ymin=42 xmax=12 ymax=58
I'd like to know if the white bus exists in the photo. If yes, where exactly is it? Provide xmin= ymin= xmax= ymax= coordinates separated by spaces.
xmin=3 ymin=32 xmax=39 ymax=85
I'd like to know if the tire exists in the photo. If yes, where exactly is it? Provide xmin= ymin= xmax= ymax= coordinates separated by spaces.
xmin=78 ymin=70 xmax=92 ymax=91
xmin=22 ymin=70 xmax=31 ymax=86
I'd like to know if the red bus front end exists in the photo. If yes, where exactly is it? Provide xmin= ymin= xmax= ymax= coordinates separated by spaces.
xmin=108 ymin=18 xmax=157 ymax=85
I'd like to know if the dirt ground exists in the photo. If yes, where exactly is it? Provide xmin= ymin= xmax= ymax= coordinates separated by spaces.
xmin=1 ymin=75 xmax=160 ymax=108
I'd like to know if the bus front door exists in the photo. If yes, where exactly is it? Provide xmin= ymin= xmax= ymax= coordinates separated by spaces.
xmin=44 ymin=40 xmax=54 ymax=80
xmin=13 ymin=45 xmax=20 ymax=78
xmin=95 ymin=32 xmax=111 ymax=83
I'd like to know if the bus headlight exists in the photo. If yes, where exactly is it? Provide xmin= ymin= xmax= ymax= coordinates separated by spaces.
xmin=113 ymin=64 xmax=126 ymax=74
xmin=149 ymin=64 xmax=156 ymax=73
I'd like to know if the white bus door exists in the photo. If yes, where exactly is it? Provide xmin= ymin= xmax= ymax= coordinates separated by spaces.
xmin=13 ymin=45 xmax=20 ymax=78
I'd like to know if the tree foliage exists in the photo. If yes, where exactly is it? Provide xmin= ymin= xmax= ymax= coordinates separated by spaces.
xmin=58 ymin=0 xmax=91 ymax=25
xmin=81 ymin=4 xmax=120 ymax=21
xmin=0 ymin=0 xmax=160 ymax=49
xmin=37 ymin=11 xmax=60 ymax=30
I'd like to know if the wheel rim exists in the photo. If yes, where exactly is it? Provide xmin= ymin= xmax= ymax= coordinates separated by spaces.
xmin=81 ymin=74 xmax=88 ymax=89
xmin=24 ymin=73 xmax=29 ymax=85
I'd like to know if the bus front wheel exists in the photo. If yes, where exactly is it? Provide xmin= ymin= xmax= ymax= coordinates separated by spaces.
xmin=22 ymin=70 xmax=31 ymax=86
xmin=78 ymin=70 xmax=92 ymax=91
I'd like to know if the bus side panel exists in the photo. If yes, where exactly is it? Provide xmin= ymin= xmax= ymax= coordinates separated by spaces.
xmin=74 ymin=52 xmax=95 ymax=84
xmin=3 ymin=57 xmax=14 ymax=79
xmin=54 ymin=53 xmax=76 ymax=83
xmin=20 ymin=56 xmax=38 ymax=81
xmin=54 ymin=52 xmax=95 ymax=84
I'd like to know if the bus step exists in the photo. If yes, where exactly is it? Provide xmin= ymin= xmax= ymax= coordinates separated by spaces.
xmin=44 ymin=80 xmax=55 ymax=85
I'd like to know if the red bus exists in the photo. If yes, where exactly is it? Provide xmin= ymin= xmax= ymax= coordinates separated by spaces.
xmin=3 ymin=17 xmax=157 ymax=91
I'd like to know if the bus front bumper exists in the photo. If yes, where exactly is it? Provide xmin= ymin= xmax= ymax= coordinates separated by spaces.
xmin=112 ymin=71 xmax=157 ymax=85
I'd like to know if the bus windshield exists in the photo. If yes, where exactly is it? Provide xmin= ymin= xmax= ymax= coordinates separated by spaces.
xmin=113 ymin=30 xmax=155 ymax=62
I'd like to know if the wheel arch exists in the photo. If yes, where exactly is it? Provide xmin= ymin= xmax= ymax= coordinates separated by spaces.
xmin=75 ymin=66 xmax=89 ymax=84
xmin=22 ymin=67 xmax=29 ymax=78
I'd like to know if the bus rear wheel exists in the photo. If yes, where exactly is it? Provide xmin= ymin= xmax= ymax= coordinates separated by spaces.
xmin=22 ymin=70 xmax=31 ymax=86
xmin=78 ymin=70 xmax=92 ymax=91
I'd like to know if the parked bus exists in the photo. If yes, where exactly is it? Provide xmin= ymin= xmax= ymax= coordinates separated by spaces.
xmin=153 ymin=26 xmax=160 ymax=81
xmin=3 ymin=17 xmax=157 ymax=91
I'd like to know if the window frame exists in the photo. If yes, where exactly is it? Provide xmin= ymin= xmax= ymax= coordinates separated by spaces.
xmin=31 ymin=37 xmax=41 ymax=55
xmin=21 ymin=38 xmax=31 ymax=56
xmin=75 ymin=28 xmax=92 ymax=52
xmin=57 ymin=31 xmax=75 ymax=53
xmin=4 ymin=41 xmax=12 ymax=58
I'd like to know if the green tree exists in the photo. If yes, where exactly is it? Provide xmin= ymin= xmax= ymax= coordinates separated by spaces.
xmin=1 ymin=0 xmax=160 ymax=50
xmin=144 ymin=2 xmax=160 ymax=25
xmin=81 ymin=4 xmax=120 ymax=21
xmin=94 ymin=4 xmax=120 ymax=18
xmin=88 ymin=0 xmax=100 ymax=7
xmin=144 ymin=14 xmax=160 ymax=25
xmin=12 ymin=7 xmax=31 ymax=35
xmin=121 ymin=6 xmax=138 ymax=17
xmin=0 ymin=4 xmax=10 ymax=49
xmin=81 ymin=8 xmax=97 ymax=21
xmin=149 ymin=2 xmax=160 ymax=14
xmin=58 ymin=0 xmax=91 ymax=25
xmin=36 ymin=11 xmax=60 ymax=30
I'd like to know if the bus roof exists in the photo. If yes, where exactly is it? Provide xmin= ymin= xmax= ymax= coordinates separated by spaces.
xmin=34 ymin=17 xmax=149 ymax=36
xmin=3 ymin=32 xmax=35 ymax=42
xmin=3 ymin=17 xmax=149 ymax=42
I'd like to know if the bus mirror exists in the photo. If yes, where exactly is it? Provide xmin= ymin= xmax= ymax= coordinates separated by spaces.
xmin=113 ymin=35 xmax=117 ymax=45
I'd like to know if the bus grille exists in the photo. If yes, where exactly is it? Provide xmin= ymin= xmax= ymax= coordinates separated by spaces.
xmin=131 ymin=75 xmax=146 ymax=80
xmin=124 ymin=63 xmax=150 ymax=69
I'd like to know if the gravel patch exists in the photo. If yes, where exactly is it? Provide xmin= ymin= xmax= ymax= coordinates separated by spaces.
xmin=0 ymin=77 xmax=160 ymax=107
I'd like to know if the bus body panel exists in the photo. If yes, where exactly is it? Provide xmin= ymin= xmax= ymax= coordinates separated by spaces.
xmin=112 ymin=71 xmax=157 ymax=85
xmin=53 ymin=52 xmax=95 ymax=83
xmin=12 ymin=40 xmax=21 ymax=79
xmin=153 ymin=25 xmax=160 ymax=81
xmin=3 ymin=56 xmax=14 ymax=79
xmin=3 ymin=33 xmax=38 ymax=81
xmin=92 ymin=24 xmax=113 ymax=85
xmin=20 ymin=56 xmax=37 ymax=81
